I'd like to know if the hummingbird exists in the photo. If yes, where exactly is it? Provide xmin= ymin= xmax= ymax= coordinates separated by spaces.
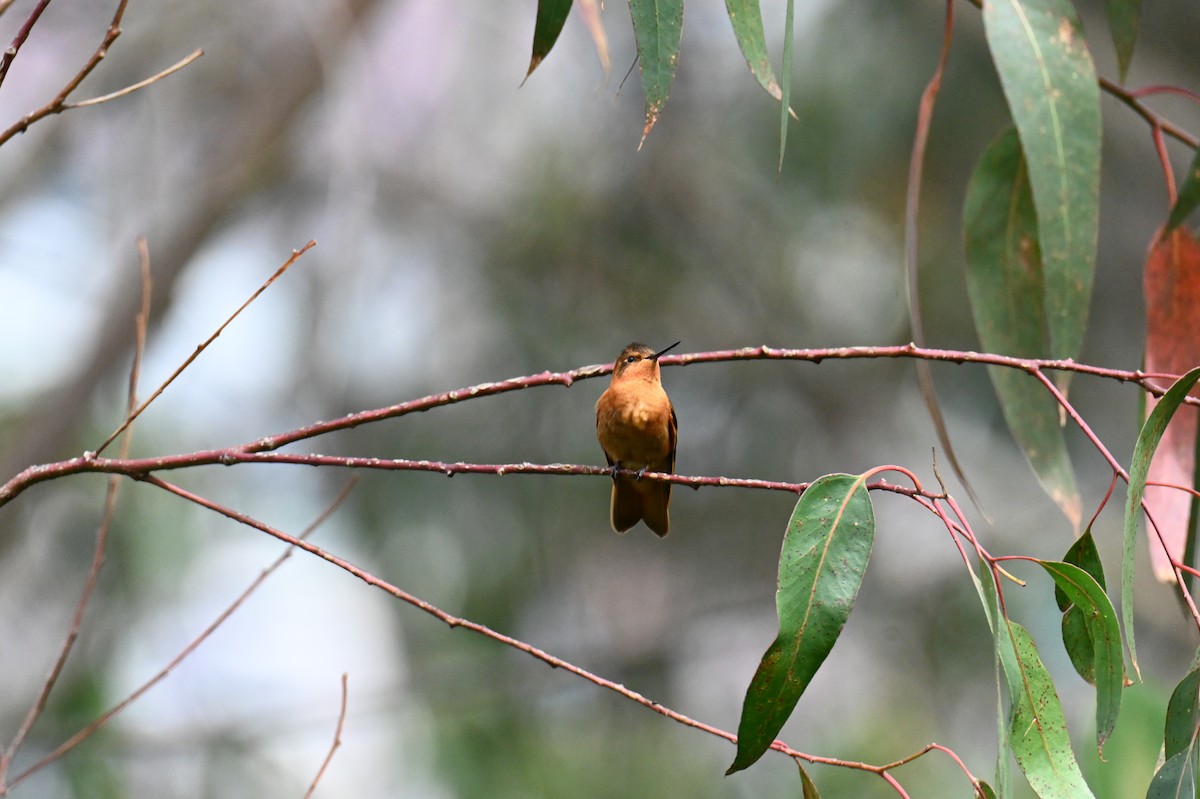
xmin=595 ymin=341 xmax=680 ymax=536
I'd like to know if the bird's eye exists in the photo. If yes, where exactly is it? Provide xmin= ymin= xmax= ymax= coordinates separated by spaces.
xmin=625 ymin=356 xmax=638 ymax=364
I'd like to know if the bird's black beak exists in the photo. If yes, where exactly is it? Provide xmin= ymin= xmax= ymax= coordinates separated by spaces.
xmin=652 ymin=341 xmax=681 ymax=360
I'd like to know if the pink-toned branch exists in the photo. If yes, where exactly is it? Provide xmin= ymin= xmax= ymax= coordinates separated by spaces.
xmin=0 ymin=0 xmax=202 ymax=148
xmin=0 ymin=344 xmax=1188 ymax=506
xmin=132 ymin=473 xmax=982 ymax=795
xmin=2 ymin=478 xmax=357 ymax=792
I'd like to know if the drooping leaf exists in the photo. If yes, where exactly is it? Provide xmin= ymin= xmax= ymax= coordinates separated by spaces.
xmin=1055 ymin=529 xmax=1105 ymax=610
xmin=1147 ymin=657 xmax=1200 ymax=798
xmin=576 ymin=0 xmax=611 ymax=76
xmin=996 ymin=619 xmax=1096 ymax=798
xmin=1164 ymin=661 xmax=1200 ymax=759
xmin=1104 ymin=0 xmax=1142 ymax=81
xmin=1037 ymin=560 xmax=1123 ymax=752
xmin=777 ymin=0 xmax=794 ymax=172
xmin=727 ymin=473 xmax=875 ymax=774
xmin=964 ymin=127 xmax=1081 ymax=528
xmin=1123 ymin=366 xmax=1200 ymax=679
xmin=977 ymin=781 xmax=998 ymax=799
xmin=982 ymin=0 xmax=1101 ymax=395
xmin=1146 ymin=750 xmax=1199 ymax=799
xmin=724 ymin=0 xmax=783 ymax=101
xmin=526 ymin=0 xmax=573 ymax=79
xmin=1143 ymin=227 xmax=1200 ymax=581
xmin=797 ymin=762 xmax=821 ymax=798
xmin=1061 ymin=606 xmax=1094 ymax=683
xmin=1166 ymin=148 xmax=1200 ymax=234
xmin=978 ymin=561 xmax=1014 ymax=796
xmin=628 ymin=0 xmax=685 ymax=146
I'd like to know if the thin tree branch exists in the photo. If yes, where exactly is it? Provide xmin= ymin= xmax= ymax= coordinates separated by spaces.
xmin=94 ymin=241 xmax=314 ymax=456
xmin=65 ymin=48 xmax=203 ymax=109
xmin=0 ymin=0 xmax=52 ymax=91
xmin=4 ymin=478 xmax=357 ymax=791
xmin=0 ymin=0 xmax=130 ymax=146
xmin=1 ymin=344 xmax=1189 ymax=507
xmin=133 ymin=474 xmax=981 ymax=794
xmin=302 ymin=673 xmax=349 ymax=799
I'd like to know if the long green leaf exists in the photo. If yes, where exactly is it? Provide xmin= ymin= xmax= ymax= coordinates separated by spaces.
xmin=723 ymin=0 xmax=783 ymax=101
xmin=1122 ymin=366 xmax=1200 ymax=679
xmin=628 ymin=0 xmax=684 ymax=145
xmin=997 ymin=620 xmax=1096 ymax=798
xmin=1104 ymin=0 xmax=1142 ymax=81
xmin=965 ymin=126 xmax=1081 ymax=527
xmin=526 ymin=0 xmax=574 ymax=79
xmin=1164 ymin=662 xmax=1200 ymax=760
xmin=1038 ymin=560 xmax=1123 ymax=753
xmin=727 ymin=473 xmax=875 ymax=774
xmin=982 ymin=0 xmax=1101 ymax=392
xmin=979 ymin=561 xmax=1014 ymax=796
xmin=777 ymin=0 xmax=794 ymax=172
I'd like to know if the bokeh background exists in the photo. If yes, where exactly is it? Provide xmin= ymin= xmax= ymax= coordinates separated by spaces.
xmin=1 ymin=1 xmax=1199 ymax=796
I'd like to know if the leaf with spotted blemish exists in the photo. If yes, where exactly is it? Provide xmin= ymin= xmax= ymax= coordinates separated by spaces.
xmin=629 ymin=0 xmax=684 ymax=146
xmin=727 ymin=473 xmax=874 ymax=774
xmin=997 ymin=619 xmax=1097 ymax=797
xmin=982 ymin=0 xmax=1101 ymax=396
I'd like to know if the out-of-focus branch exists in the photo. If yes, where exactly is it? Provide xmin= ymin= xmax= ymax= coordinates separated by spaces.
xmin=3 ymin=478 xmax=357 ymax=791
xmin=0 ymin=0 xmax=53 ymax=91
xmin=65 ymin=48 xmax=203 ymax=110
xmin=0 ymin=0 xmax=381 ymax=489
xmin=0 ymin=242 xmax=150 ymax=788
xmin=302 ymin=673 xmax=349 ymax=799
xmin=0 ymin=0 xmax=131 ymax=145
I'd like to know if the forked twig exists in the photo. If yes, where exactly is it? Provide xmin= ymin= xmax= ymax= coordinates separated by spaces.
xmin=0 ymin=0 xmax=203 ymax=148
xmin=94 ymin=240 xmax=315 ymax=456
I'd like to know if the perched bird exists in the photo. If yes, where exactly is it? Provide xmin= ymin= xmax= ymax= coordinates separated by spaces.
xmin=595 ymin=341 xmax=680 ymax=536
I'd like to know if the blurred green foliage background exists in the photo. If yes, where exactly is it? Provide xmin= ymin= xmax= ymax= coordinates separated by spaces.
xmin=1 ymin=0 xmax=1199 ymax=796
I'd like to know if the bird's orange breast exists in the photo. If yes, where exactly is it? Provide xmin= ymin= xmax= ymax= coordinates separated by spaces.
xmin=596 ymin=382 xmax=674 ymax=467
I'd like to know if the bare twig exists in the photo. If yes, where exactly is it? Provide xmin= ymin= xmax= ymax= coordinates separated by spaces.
xmin=0 ymin=0 xmax=203 ymax=148
xmin=302 ymin=673 xmax=349 ymax=799
xmin=1100 ymin=76 xmax=1199 ymax=150
xmin=0 ymin=0 xmax=128 ymax=145
xmin=94 ymin=241 xmax=315 ymax=456
xmin=4 ymin=478 xmax=357 ymax=791
xmin=66 ymin=48 xmax=203 ymax=109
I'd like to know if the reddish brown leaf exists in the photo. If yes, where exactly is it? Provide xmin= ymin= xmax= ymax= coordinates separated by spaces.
xmin=1143 ymin=227 xmax=1200 ymax=581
